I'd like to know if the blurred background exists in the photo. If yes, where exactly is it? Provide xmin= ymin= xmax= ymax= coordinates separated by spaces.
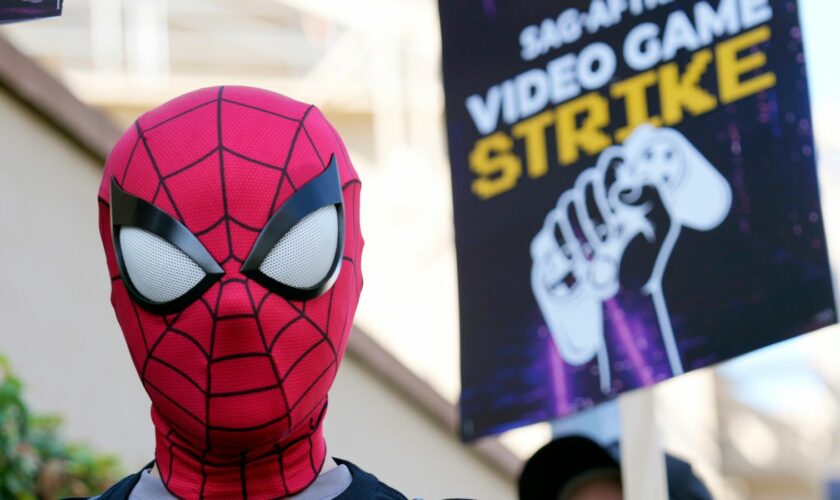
xmin=0 ymin=0 xmax=840 ymax=498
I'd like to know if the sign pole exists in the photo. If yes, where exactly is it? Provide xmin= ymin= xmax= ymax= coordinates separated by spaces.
xmin=619 ymin=387 xmax=668 ymax=500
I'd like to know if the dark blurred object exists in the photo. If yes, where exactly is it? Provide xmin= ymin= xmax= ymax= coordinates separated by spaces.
xmin=828 ymin=478 xmax=840 ymax=500
xmin=518 ymin=435 xmax=713 ymax=500
xmin=0 ymin=0 xmax=62 ymax=24
xmin=0 ymin=354 xmax=122 ymax=500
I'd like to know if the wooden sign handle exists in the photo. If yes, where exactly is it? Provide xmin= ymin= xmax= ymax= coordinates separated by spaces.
xmin=619 ymin=387 xmax=668 ymax=500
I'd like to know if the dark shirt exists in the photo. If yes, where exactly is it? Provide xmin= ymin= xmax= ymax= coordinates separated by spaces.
xmin=67 ymin=458 xmax=407 ymax=500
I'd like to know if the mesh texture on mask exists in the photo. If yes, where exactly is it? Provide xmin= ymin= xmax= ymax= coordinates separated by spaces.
xmin=120 ymin=226 xmax=206 ymax=303
xmin=259 ymin=205 xmax=339 ymax=289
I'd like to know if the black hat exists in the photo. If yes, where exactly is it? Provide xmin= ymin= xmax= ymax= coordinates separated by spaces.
xmin=518 ymin=436 xmax=713 ymax=500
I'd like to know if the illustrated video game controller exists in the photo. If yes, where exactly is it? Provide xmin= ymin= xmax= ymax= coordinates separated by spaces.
xmin=531 ymin=125 xmax=732 ymax=389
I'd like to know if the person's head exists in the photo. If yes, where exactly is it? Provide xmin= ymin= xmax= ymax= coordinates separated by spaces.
xmin=98 ymin=86 xmax=363 ymax=496
xmin=557 ymin=469 xmax=622 ymax=500
xmin=518 ymin=435 xmax=713 ymax=500
xmin=519 ymin=436 xmax=621 ymax=500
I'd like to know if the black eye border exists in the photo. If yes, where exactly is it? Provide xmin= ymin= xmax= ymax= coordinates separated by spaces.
xmin=110 ymin=178 xmax=224 ymax=315
xmin=241 ymin=154 xmax=344 ymax=301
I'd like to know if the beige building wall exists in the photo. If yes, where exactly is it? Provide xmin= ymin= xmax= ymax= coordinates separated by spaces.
xmin=0 ymin=88 xmax=155 ymax=468
xmin=327 ymin=356 xmax=515 ymax=499
xmin=0 ymin=86 xmax=515 ymax=498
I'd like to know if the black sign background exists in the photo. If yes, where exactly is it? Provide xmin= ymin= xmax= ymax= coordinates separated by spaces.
xmin=0 ymin=0 xmax=61 ymax=23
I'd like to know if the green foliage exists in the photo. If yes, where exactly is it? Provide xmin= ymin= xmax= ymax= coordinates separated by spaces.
xmin=0 ymin=355 xmax=123 ymax=499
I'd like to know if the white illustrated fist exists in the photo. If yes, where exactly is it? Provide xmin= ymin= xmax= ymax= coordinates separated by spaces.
xmin=531 ymin=126 xmax=732 ymax=368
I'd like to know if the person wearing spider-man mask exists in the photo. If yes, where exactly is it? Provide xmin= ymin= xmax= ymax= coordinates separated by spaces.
xmin=80 ymin=86 xmax=406 ymax=499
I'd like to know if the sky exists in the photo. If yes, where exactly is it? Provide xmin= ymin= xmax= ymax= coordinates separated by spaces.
xmin=800 ymin=0 xmax=840 ymax=110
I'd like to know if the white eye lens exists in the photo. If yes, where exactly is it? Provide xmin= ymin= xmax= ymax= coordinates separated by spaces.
xmin=119 ymin=226 xmax=207 ymax=303
xmin=259 ymin=205 xmax=339 ymax=289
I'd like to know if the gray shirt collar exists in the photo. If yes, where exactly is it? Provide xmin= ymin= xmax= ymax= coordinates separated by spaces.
xmin=126 ymin=462 xmax=352 ymax=500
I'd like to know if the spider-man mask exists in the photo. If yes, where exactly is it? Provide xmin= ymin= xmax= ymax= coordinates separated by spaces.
xmin=97 ymin=86 xmax=363 ymax=499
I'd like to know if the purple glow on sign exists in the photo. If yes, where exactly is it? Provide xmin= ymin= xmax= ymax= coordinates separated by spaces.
xmin=604 ymin=298 xmax=655 ymax=386
xmin=482 ymin=0 xmax=497 ymax=17
xmin=544 ymin=330 xmax=571 ymax=415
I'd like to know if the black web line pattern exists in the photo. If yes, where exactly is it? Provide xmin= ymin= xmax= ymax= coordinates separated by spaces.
xmin=103 ymin=87 xmax=360 ymax=498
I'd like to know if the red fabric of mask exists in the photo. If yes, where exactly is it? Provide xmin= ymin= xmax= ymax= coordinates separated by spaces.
xmin=97 ymin=86 xmax=363 ymax=499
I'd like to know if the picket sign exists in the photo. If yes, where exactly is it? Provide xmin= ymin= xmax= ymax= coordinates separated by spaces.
xmin=619 ymin=388 xmax=668 ymax=500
